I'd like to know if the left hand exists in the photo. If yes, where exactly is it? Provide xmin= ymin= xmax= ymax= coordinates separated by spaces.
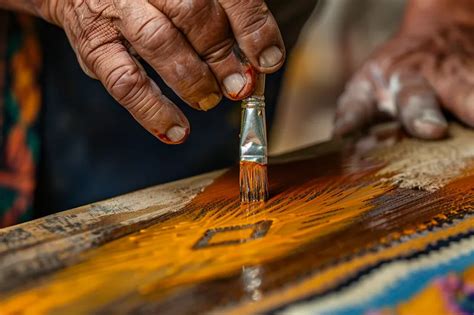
xmin=334 ymin=3 xmax=474 ymax=140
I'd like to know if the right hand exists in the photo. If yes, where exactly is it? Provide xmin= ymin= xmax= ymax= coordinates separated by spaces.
xmin=37 ymin=0 xmax=285 ymax=144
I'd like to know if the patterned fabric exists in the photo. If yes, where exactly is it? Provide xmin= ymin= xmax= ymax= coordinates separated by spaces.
xmin=369 ymin=271 xmax=474 ymax=315
xmin=280 ymin=225 xmax=474 ymax=315
xmin=0 ymin=13 xmax=42 ymax=227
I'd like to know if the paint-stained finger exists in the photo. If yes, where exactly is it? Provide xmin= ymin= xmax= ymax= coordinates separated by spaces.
xmin=334 ymin=78 xmax=377 ymax=137
xmin=394 ymin=72 xmax=448 ymax=140
xmin=81 ymin=39 xmax=190 ymax=144
xmin=218 ymin=0 xmax=285 ymax=73
xmin=150 ymin=0 xmax=255 ymax=100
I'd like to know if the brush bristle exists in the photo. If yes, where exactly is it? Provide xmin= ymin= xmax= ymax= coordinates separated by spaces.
xmin=240 ymin=161 xmax=269 ymax=203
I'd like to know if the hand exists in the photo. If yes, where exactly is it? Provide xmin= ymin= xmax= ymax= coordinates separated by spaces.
xmin=334 ymin=1 xmax=474 ymax=140
xmin=37 ymin=0 xmax=285 ymax=144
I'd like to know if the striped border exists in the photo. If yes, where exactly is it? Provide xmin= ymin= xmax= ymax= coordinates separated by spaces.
xmin=281 ymin=231 xmax=474 ymax=314
xmin=224 ymin=214 xmax=474 ymax=314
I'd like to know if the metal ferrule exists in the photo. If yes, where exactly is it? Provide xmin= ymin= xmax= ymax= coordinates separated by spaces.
xmin=240 ymin=95 xmax=268 ymax=164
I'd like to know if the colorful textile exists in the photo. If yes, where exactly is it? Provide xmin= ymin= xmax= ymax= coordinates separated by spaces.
xmin=368 ymin=271 xmax=474 ymax=315
xmin=0 ymin=14 xmax=42 ymax=227
xmin=280 ymin=223 xmax=474 ymax=315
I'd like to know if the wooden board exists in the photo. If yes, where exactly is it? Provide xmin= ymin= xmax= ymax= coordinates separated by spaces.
xmin=2 ymin=124 xmax=474 ymax=314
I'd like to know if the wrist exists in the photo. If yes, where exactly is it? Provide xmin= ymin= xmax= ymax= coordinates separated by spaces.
xmin=401 ymin=0 xmax=474 ymax=35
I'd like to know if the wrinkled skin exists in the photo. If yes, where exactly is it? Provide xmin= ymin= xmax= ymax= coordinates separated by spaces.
xmin=28 ymin=0 xmax=285 ymax=144
xmin=335 ymin=0 xmax=474 ymax=140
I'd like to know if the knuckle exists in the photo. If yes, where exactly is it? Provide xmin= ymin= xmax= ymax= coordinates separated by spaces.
xmin=342 ymin=79 xmax=374 ymax=105
xmin=235 ymin=3 xmax=270 ymax=36
xmin=135 ymin=99 xmax=163 ymax=122
xmin=202 ymin=38 xmax=234 ymax=63
xmin=184 ymin=72 xmax=209 ymax=91
xmin=106 ymin=64 xmax=144 ymax=104
xmin=131 ymin=16 xmax=177 ymax=53
xmin=77 ymin=29 xmax=122 ymax=68
xmin=166 ymin=0 xmax=209 ymax=21
xmin=163 ymin=0 xmax=231 ymax=58
xmin=83 ymin=42 xmax=121 ymax=74
xmin=80 ymin=24 xmax=120 ymax=51
xmin=178 ymin=71 xmax=211 ymax=99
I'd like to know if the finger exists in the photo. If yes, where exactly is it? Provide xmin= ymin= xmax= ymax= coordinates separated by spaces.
xmin=82 ymin=41 xmax=190 ymax=144
xmin=150 ymin=0 xmax=255 ymax=100
xmin=430 ymin=69 xmax=474 ymax=128
xmin=115 ymin=0 xmax=222 ymax=111
xmin=393 ymin=72 xmax=448 ymax=139
xmin=69 ymin=43 xmax=98 ymax=79
xmin=77 ymin=54 xmax=98 ymax=79
xmin=219 ymin=0 xmax=285 ymax=73
xmin=334 ymin=77 xmax=377 ymax=137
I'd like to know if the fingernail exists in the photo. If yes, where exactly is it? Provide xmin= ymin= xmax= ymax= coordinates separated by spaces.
xmin=223 ymin=73 xmax=246 ymax=96
xmin=259 ymin=46 xmax=283 ymax=68
xmin=166 ymin=126 xmax=187 ymax=143
xmin=198 ymin=93 xmax=221 ymax=111
xmin=413 ymin=110 xmax=448 ymax=139
xmin=416 ymin=110 xmax=447 ymax=126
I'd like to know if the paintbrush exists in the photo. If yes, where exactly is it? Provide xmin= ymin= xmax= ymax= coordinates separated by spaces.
xmin=239 ymin=73 xmax=269 ymax=203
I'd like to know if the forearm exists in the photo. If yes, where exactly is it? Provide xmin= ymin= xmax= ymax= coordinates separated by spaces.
xmin=401 ymin=0 xmax=474 ymax=34
xmin=0 ymin=0 xmax=40 ymax=15
xmin=0 ymin=0 xmax=58 ymax=24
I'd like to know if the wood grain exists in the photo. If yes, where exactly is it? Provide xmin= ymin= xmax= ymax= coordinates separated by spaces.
xmin=0 ymin=170 xmax=224 ymax=291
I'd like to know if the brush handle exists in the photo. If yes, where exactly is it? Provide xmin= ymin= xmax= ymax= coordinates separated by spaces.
xmin=240 ymin=73 xmax=268 ymax=164
xmin=241 ymin=73 xmax=266 ymax=107
xmin=254 ymin=73 xmax=266 ymax=97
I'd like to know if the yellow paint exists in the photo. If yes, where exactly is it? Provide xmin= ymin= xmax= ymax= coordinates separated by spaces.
xmin=397 ymin=282 xmax=452 ymax=315
xmin=209 ymin=228 xmax=254 ymax=244
xmin=463 ymin=266 xmax=474 ymax=280
xmin=0 ymin=174 xmax=391 ymax=314
xmin=4 ymin=162 xmax=474 ymax=314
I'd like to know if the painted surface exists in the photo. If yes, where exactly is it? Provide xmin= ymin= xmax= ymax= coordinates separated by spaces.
xmin=1 ymin=126 xmax=474 ymax=314
xmin=0 ymin=171 xmax=223 ymax=291
xmin=276 ymin=220 xmax=474 ymax=315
